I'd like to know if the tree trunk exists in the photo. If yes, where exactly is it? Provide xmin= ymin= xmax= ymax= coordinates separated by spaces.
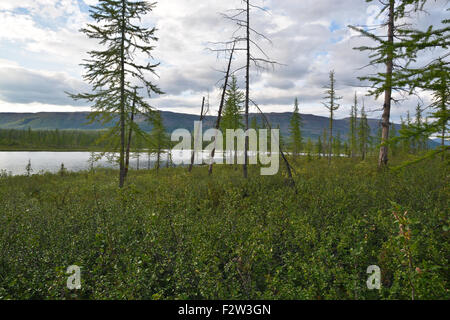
xmin=124 ymin=99 xmax=136 ymax=181
xmin=252 ymin=101 xmax=297 ymax=193
xmin=442 ymin=99 xmax=447 ymax=161
xmin=119 ymin=0 xmax=126 ymax=188
xmin=378 ymin=0 xmax=394 ymax=167
xmin=209 ymin=43 xmax=236 ymax=175
xmin=188 ymin=97 xmax=205 ymax=172
xmin=243 ymin=0 xmax=250 ymax=179
xmin=156 ymin=148 xmax=161 ymax=172
xmin=329 ymin=109 xmax=333 ymax=165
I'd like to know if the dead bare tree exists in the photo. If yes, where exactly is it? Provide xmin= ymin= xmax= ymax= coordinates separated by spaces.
xmin=251 ymin=99 xmax=297 ymax=193
xmin=208 ymin=42 xmax=236 ymax=175
xmin=209 ymin=0 xmax=281 ymax=178
xmin=188 ymin=96 xmax=207 ymax=173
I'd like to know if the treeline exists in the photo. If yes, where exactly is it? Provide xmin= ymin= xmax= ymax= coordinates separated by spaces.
xmin=0 ymin=128 xmax=107 ymax=150
xmin=282 ymin=96 xmax=433 ymax=160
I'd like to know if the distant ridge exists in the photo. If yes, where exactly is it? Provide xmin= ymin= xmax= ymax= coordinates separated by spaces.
xmin=0 ymin=111 xmax=401 ymax=142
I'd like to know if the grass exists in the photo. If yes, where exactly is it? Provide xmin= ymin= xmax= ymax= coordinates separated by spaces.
xmin=0 ymin=157 xmax=448 ymax=299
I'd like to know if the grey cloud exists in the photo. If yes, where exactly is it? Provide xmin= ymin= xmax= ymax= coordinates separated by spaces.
xmin=0 ymin=67 xmax=88 ymax=105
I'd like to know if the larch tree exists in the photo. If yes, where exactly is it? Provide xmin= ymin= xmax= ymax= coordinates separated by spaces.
xmin=349 ymin=0 xmax=427 ymax=167
xmin=322 ymin=71 xmax=342 ymax=164
xmin=69 ymin=0 xmax=162 ymax=188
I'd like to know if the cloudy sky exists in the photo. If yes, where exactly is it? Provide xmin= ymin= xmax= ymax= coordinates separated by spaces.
xmin=0 ymin=0 xmax=447 ymax=122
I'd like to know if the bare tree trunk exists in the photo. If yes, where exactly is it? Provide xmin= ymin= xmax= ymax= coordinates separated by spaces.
xmin=252 ymin=100 xmax=297 ymax=193
xmin=243 ymin=0 xmax=250 ymax=179
xmin=378 ymin=0 xmax=394 ymax=167
xmin=442 ymin=125 xmax=446 ymax=162
xmin=442 ymin=100 xmax=447 ymax=162
xmin=209 ymin=43 xmax=236 ymax=175
xmin=119 ymin=0 xmax=126 ymax=188
xmin=124 ymin=93 xmax=136 ymax=181
xmin=329 ymin=109 xmax=333 ymax=165
xmin=188 ymin=97 xmax=205 ymax=172
xmin=156 ymin=148 xmax=161 ymax=172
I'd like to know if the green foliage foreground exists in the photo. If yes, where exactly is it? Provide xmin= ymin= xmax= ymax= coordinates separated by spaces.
xmin=0 ymin=158 xmax=448 ymax=300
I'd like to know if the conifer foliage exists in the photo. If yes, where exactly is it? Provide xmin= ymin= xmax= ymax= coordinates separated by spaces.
xmin=289 ymin=98 xmax=303 ymax=159
xmin=69 ymin=0 xmax=162 ymax=188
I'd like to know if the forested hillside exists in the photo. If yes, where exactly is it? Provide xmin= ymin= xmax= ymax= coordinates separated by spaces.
xmin=0 ymin=111 xmax=396 ymax=140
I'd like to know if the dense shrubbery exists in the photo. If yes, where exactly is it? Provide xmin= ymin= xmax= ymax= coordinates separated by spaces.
xmin=0 ymin=158 xmax=448 ymax=299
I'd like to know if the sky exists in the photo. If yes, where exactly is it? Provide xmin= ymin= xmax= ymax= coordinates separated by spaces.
xmin=0 ymin=0 xmax=447 ymax=122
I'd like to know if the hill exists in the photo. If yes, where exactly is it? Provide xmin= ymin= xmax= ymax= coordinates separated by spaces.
xmin=0 ymin=111 xmax=441 ymax=148
xmin=0 ymin=111 xmax=387 ymax=141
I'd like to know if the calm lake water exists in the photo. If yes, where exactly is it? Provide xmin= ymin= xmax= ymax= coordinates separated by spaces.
xmin=0 ymin=150 xmax=236 ymax=176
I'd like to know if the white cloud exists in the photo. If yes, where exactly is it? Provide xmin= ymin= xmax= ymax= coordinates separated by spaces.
xmin=0 ymin=0 xmax=447 ymax=123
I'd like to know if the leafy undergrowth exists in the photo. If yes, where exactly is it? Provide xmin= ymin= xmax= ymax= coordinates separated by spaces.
xmin=0 ymin=158 xmax=448 ymax=299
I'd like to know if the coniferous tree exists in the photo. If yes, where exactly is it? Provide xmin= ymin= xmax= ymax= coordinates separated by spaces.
xmin=358 ymin=102 xmax=371 ymax=160
xmin=221 ymin=76 xmax=244 ymax=132
xmin=344 ymin=141 xmax=350 ymax=158
xmin=221 ymin=75 xmax=244 ymax=164
xmin=317 ymin=136 xmax=323 ymax=160
xmin=400 ymin=116 xmax=409 ymax=154
xmin=381 ymin=5 xmax=449 ymax=164
xmin=390 ymin=122 xmax=399 ymax=157
xmin=349 ymin=93 xmax=358 ymax=158
xmin=69 ymin=0 xmax=162 ymax=188
xmin=306 ymin=137 xmax=313 ymax=160
xmin=289 ymin=98 xmax=303 ymax=159
xmin=334 ymin=131 xmax=342 ymax=158
xmin=414 ymin=104 xmax=423 ymax=153
xmin=323 ymin=71 xmax=342 ymax=164
xmin=148 ymin=111 xmax=169 ymax=172
xmin=322 ymin=128 xmax=328 ymax=158
xmin=396 ymin=67 xmax=449 ymax=163
xmin=349 ymin=0 xmax=427 ymax=167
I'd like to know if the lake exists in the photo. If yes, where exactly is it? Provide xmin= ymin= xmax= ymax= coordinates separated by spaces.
xmin=0 ymin=150 xmax=238 ymax=176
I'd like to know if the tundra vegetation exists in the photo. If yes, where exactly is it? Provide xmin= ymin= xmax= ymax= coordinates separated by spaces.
xmin=0 ymin=0 xmax=448 ymax=300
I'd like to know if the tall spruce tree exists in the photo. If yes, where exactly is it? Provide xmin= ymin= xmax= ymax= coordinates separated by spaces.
xmin=69 ymin=0 xmax=162 ymax=188
xmin=289 ymin=98 xmax=303 ymax=159
xmin=221 ymin=75 xmax=244 ymax=164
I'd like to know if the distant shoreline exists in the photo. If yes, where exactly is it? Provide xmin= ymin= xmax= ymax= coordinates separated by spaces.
xmin=0 ymin=147 xmax=105 ymax=152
